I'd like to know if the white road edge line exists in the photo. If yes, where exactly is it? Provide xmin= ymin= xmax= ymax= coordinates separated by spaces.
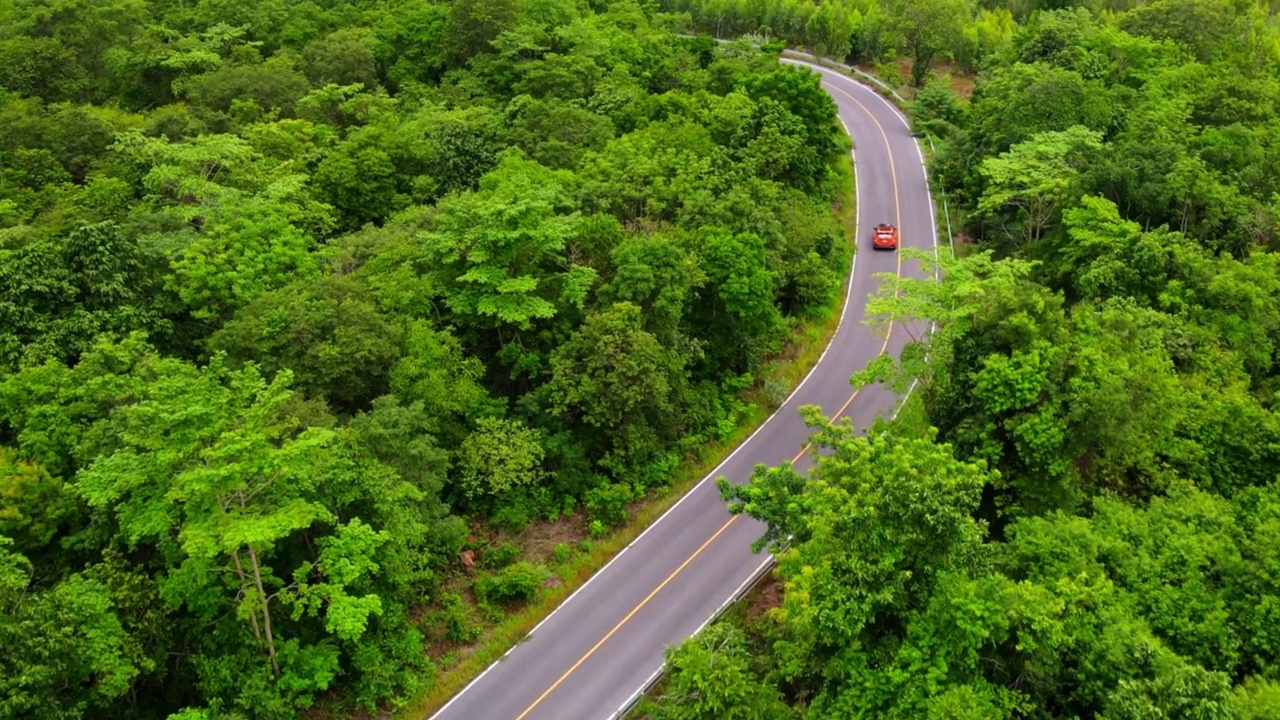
xmin=428 ymin=64 xmax=865 ymax=720
xmin=607 ymin=554 xmax=775 ymax=720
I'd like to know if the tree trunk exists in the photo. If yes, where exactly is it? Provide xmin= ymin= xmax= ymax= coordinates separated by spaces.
xmin=221 ymin=495 xmax=264 ymax=643
xmin=911 ymin=49 xmax=934 ymax=88
xmin=229 ymin=549 xmax=263 ymax=641
xmin=246 ymin=545 xmax=281 ymax=678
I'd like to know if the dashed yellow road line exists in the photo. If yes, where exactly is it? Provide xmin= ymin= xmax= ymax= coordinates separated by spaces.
xmin=512 ymin=516 xmax=739 ymax=720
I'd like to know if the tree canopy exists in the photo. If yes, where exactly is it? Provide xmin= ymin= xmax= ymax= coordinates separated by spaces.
xmin=0 ymin=0 xmax=851 ymax=717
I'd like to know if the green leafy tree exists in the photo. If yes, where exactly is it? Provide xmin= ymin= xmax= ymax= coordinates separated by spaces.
xmin=740 ymin=66 xmax=842 ymax=185
xmin=457 ymin=416 xmax=547 ymax=504
xmin=693 ymin=226 xmax=782 ymax=373
xmin=75 ymin=363 xmax=377 ymax=678
xmin=0 ymin=221 xmax=169 ymax=368
xmin=600 ymin=231 xmax=706 ymax=343
xmin=419 ymin=151 xmax=590 ymax=372
xmin=388 ymin=322 xmax=502 ymax=447
xmin=313 ymin=140 xmax=404 ymax=231
xmin=719 ymin=412 xmax=991 ymax=709
xmin=302 ymin=29 xmax=379 ymax=89
xmin=208 ymin=274 xmax=402 ymax=411
xmin=910 ymin=77 xmax=967 ymax=139
xmin=1119 ymin=0 xmax=1244 ymax=64
xmin=444 ymin=0 xmax=526 ymax=64
xmin=0 ymin=448 xmax=81 ymax=566
xmin=650 ymin=624 xmax=792 ymax=720
xmin=804 ymin=0 xmax=854 ymax=62
xmin=374 ymin=0 xmax=450 ymax=88
xmin=0 ymin=36 xmax=88 ymax=102
xmin=881 ymin=0 xmax=972 ymax=87
xmin=508 ymin=97 xmax=615 ymax=169
xmin=0 ymin=540 xmax=139 ymax=720
xmin=167 ymin=191 xmax=321 ymax=320
xmin=547 ymin=302 xmax=688 ymax=476
xmin=976 ymin=126 xmax=1104 ymax=250
xmin=185 ymin=56 xmax=312 ymax=117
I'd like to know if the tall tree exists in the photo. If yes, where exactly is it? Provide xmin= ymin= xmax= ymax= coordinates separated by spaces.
xmin=881 ymin=0 xmax=972 ymax=87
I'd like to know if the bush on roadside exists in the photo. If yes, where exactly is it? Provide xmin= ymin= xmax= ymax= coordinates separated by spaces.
xmin=584 ymin=482 xmax=636 ymax=529
xmin=474 ymin=562 xmax=549 ymax=605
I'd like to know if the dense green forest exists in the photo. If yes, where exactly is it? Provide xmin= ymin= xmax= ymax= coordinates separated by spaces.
xmin=647 ymin=1 xmax=1280 ymax=719
xmin=0 ymin=0 xmax=857 ymax=717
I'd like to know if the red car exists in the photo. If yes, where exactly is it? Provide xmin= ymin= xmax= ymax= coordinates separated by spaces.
xmin=872 ymin=223 xmax=898 ymax=250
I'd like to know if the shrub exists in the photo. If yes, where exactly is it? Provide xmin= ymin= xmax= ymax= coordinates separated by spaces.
xmin=551 ymin=542 xmax=571 ymax=564
xmin=492 ymin=497 xmax=535 ymax=533
xmin=584 ymin=482 xmax=635 ymax=528
xmin=479 ymin=540 xmax=522 ymax=569
xmin=492 ymin=487 xmax=564 ymax=532
xmin=435 ymin=593 xmax=479 ymax=644
xmin=474 ymin=562 xmax=548 ymax=605
xmin=764 ymin=375 xmax=791 ymax=407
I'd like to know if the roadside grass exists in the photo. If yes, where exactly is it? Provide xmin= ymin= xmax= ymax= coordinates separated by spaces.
xmin=398 ymin=152 xmax=859 ymax=720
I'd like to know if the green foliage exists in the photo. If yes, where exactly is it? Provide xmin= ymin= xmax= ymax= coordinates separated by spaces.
xmin=551 ymin=542 xmax=571 ymax=564
xmin=0 ymin=221 xmax=169 ymax=368
xmin=910 ymin=76 xmax=966 ymax=138
xmin=976 ymin=125 xmax=1103 ymax=250
xmin=0 ymin=542 xmax=139 ymax=720
xmin=207 ymin=274 xmax=402 ymax=411
xmin=419 ymin=150 xmax=585 ymax=342
xmin=584 ymin=481 xmax=636 ymax=528
xmin=648 ymin=624 xmax=792 ymax=720
xmin=0 ymin=1 xmax=856 ymax=715
xmin=696 ymin=226 xmax=783 ymax=371
xmin=479 ymin=541 xmax=523 ymax=570
xmin=473 ymin=561 xmax=549 ymax=605
xmin=434 ymin=592 xmax=481 ymax=644
xmin=547 ymin=302 xmax=689 ymax=475
xmin=881 ymin=0 xmax=972 ymax=87
xmin=457 ymin=417 xmax=548 ymax=504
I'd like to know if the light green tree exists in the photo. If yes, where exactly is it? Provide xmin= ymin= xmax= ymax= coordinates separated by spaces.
xmin=457 ymin=417 xmax=547 ymax=502
xmin=0 ymin=539 xmax=139 ymax=720
xmin=420 ymin=151 xmax=588 ymax=333
xmin=977 ymin=126 xmax=1104 ymax=249
xmin=76 ymin=361 xmax=384 ymax=686
xmin=650 ymin=624 xmax=792 ymax=720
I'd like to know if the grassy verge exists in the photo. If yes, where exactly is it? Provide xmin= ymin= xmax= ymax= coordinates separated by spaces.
xmin=399 ymin=151 xmax=858 ymax=720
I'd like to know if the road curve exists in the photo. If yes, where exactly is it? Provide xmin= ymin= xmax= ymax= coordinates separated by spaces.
xmin=428 ymin=59 xmax=937 ymax=720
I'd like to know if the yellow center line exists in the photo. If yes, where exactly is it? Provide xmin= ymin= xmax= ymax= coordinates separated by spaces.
xmin=513 ymin=516 xmax=740 ymax=720
xmin=512 ymin=71 xmax=912 ymax=720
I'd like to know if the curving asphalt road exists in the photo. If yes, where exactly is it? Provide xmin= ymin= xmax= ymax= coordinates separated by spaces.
xmin=428 ymin=59 xmax=937 ymax=720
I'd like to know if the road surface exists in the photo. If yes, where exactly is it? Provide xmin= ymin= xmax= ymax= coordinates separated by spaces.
xmin=429 ymin=58 xmax=937 ymax=720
